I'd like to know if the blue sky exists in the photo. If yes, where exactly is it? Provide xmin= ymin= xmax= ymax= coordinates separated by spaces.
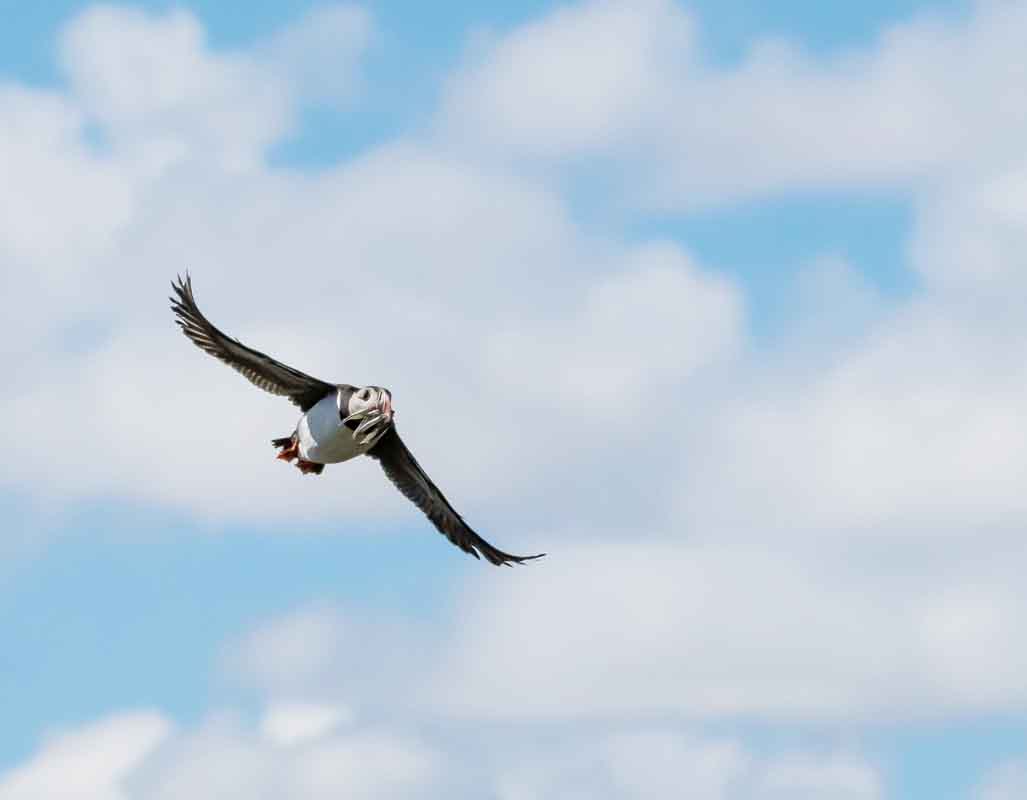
xmin=2 ymin=1 xmax=1026 ymax=798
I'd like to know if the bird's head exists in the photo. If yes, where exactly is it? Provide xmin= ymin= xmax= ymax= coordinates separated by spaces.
xmin=341 ymin=385 xmax=394 ymax=447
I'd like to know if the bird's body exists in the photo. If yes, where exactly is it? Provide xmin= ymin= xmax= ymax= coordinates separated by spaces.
xmin=297 ymin=391 xmax=365 ymax=464
xmin=169 ymin=274 xmax=542 ymax=566
xmin=275 ymin=385 xmax=392 ymax=473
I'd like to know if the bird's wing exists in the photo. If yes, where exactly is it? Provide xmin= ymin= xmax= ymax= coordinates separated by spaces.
xmin=368 ymin=427 xmax=544 ymax=567
xmin=170 ymin=274 xmax=336 ymax=412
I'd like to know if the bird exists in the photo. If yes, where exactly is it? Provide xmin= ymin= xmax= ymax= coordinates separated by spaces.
xmin=169 ymin=274 xmax=543 ymax=567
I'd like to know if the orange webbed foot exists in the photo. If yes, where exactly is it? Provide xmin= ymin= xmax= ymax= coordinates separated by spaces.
xmin=296 ymin=459 xmax=324 ymax=475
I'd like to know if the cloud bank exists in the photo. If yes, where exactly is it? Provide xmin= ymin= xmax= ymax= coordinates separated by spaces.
xmin=3 ymin=1 xmax=1027 ymax=795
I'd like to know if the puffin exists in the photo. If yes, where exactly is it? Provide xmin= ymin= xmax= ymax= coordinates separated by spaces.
xmin=170 ymin=274 xmax=543 ymax=567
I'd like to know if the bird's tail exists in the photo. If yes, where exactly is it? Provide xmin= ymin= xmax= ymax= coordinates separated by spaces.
xmin=271 ymin=436 xmax=293 ymax=449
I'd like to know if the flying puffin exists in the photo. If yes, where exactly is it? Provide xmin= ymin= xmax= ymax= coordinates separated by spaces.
xmin=170 ymin=274 xmax=543 ymax=567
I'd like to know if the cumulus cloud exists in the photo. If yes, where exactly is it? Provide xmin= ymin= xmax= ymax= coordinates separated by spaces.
xmin=977 ymin=760 xmax=1027 ymax=800
xmin=4 ymin=2 xmax=1027 ymax=789
xmin=442 ymin=0 xmax=693 ymax=160
xmin=4 ymin=1 xmax=1023 ymax=545
xmin=677 ymin=295 xmax=1027 ymax=541
xmin=0 ymin=712 xmax=170 ymax=800
xmin=911 ymin=160 xmax=1027 ymax=293
xmin=0 ymin=84 xmax=134 ymax=354
xmin=0 ymin=3 xmax=370 ymax=361
xmin=259 ymin=702 xmax=353 ymax=746
xmin=58 ymin=3 xmax=371 ymax=174
xmin=425 ymin=542 xmax=1027 ymax=720
xmin=484 ymin=242 xmax=740 ymax=421
xmin=0 ymin=707 xmax=881 ymax=800
xmin=261 ymin=4 xmax=373 ymax=105
xmin=217 ymin=545 xmax=1027 ymax=725
xmin=442 ymin=0 xmax=1027 ymax=206
xmin=753 ymin=753 xmax=882 ymax=800
xmin=0 ymin=141 xmax=734 ymax=531
xmin=60 ymin=6 xmax=291 ymax=173
xmin=0 ymin=2 xmax=742 ymax=533
xmin=220 ymin=605 xmax=431 ymax=704
xmin=13 ymin=0 xmax=1024 ymax=548
xmin=492 ymin=729 xmax=749 ymax=799
xmin=132 ymin=713 xmax=441 ymax=800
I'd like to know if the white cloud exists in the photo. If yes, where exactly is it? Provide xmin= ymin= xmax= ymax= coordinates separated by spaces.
xmin=60 ymin=6 xmax=290 ymax=173
xmin=484 ymin=242 xmax=741 ymax=422
xmin=0 ymin=84 xmax=134 ymax=355
xmin=3 ymin=0 xmax=1027 ymax=767
xmin=0 ymin=3 xmax=369 ymax=363
xmin=220 ymin=605 xmax=434 ymax=712
xmin=677 ymin=295 xmax=1027 ymax=542
xmin=443 ymin=0 xmax=692 ymax=160
xmin=222 ymin=606 xmax=364 ymax=696
xmin=427 ymin=541 xmax=1027 ymax=720
xmin=442 ymin=0 xmax=1027 ymax=207
xmin=3 ymin=0 xmax=1022 ymax=540
xmin=285 ymin=733 xmax=440 ymax=800
xmin=57 ymin=4 xmax=371 ymax=176
xmin=215 ymin=542 xmax=1027 ymax=724
xmin=504 ymin=733 xmax=881 ymax=800
xmin=259 ymin=702 xmax=353 ymax=746
xmin=0 ymin=84 xmax=133 ymax=269
xmin=262 ymin=4 xmax=373 ymax=106
xmin=754 ymin=753 xmax=882 ymax=800
xmin=2 ymin=709 xmax=881 ymax=800
xmin=911 ymin=160 xmax=1027 ymax=293
xmin=131 ymin=714 xmax=441 ymax=800
xmin=493 ymin=729 xmax=748 ymax=800
xmin=976 ymin=760 xmax=1027 ymax=800
xmin=0 ymin=712 xmax=170 ymax=800
xmin=1 ymin=40 xmax=740 ymax=530
xmin=0 ymin=149 xmax=734 ymax=529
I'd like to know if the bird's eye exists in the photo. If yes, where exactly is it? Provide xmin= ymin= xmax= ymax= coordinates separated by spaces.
xmin=360 ymin=389 xmax=371 ymax=400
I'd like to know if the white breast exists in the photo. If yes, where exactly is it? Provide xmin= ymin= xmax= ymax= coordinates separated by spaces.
xmin=296 ymin=392 xmax=363 ymax=464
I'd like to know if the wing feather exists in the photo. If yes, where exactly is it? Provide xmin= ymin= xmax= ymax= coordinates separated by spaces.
xmin=170 ymin=274 xmax=335 ymax=411
xmin=368 ymin=427 xmax=544 ymax=567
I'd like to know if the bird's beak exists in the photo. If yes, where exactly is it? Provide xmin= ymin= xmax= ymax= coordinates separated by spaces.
xmin=346 ymin=391 xmax=393 ymax=447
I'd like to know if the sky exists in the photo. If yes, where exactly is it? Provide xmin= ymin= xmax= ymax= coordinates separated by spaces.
xmin=2 ymin=0 xmax=1026 ymax=797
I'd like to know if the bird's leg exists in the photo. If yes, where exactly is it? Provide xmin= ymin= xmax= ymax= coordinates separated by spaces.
xmin=295 ymin=459 xmax=324 ymax=475
xmin=274 ymin=436 xmax=300 ymax=463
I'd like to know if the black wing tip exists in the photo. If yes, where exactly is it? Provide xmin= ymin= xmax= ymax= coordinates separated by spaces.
xmin=482 ymin=549 xmax=546 ymax=567
xmin=169 ymin=272 xmax=196 ymax=313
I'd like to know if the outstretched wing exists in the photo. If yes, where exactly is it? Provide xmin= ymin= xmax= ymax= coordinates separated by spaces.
xmin=170 ymin=274 xmax=335 ymax=411
xmin=368 ymin=426 xmax=545 ymax=567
